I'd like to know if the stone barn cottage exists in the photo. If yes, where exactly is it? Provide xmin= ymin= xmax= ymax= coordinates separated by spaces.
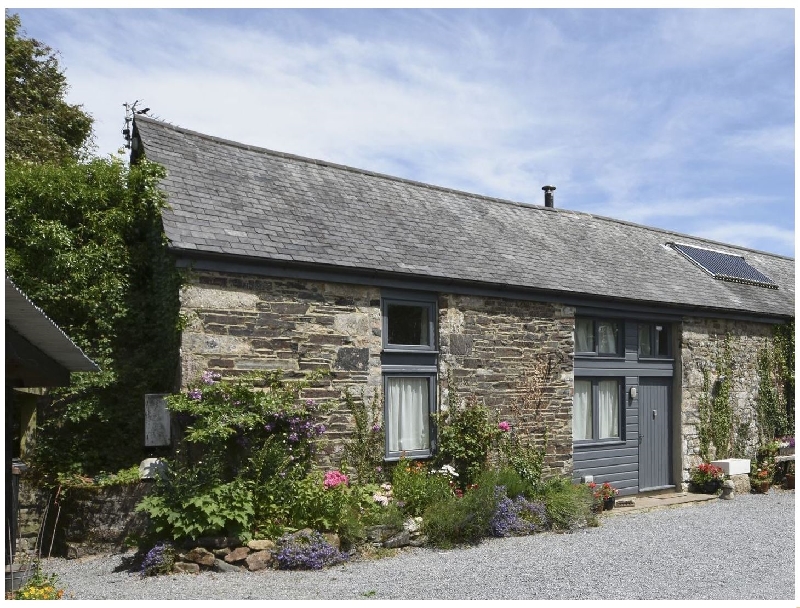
xmin=131 ymin=116 xmax=794 ymax=496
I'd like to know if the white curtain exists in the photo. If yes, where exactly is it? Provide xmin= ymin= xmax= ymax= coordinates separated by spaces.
xmin=573 ymin=380 xmax=592 ymax=440
xmin=597 ymin=322 xmax=618 ymax=354
xmin=387 ymin=377 xmax=429 ymax=452
xmin=598 ymin=380 xmax=619 ymax=438
xmin=575 ymin=319 xmax=594 ymax=352
xmin=639 ymin=324 xmax=652 ymax=356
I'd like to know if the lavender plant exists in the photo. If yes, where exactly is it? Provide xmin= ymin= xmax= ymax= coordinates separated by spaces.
xmin=274 ymin=530 xmax=348 ymax=570
xmin=490 ymin=486 xmax=549 ymax=537
xmin=140 ymin=542 xmax=176 ymax=577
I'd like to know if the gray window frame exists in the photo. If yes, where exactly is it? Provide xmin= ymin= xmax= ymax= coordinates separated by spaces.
xmin=574 ymin=318 xmax=623 ymax=358
xmin=573 ymin=377 xmax=625 ymax=446
xmin=637 ymin=323 xmax=672 ymax=359
xmin=383 ymin=372 xmax=438 ymax=461
xmin=381 ymin=291 xmax=439 ymax=460
xmin=381 ymin=295 xmax=438 ymax=352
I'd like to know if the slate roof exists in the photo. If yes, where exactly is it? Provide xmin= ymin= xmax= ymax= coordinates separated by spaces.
xmin=134 ymin=116 xmax=794 ymax=319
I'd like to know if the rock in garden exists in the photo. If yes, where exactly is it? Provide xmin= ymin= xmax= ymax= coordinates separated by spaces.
xmin=245 ymin=550 xmax=273 ymax=572
xmin=403 ymin=517 xmax=422 ymax=535
xmin=409 ymin=535 xmax=428 ymax=547
xmin=214 ymin=548 xmax=231 ymax=558
xmin=365 ymin=525 xmax=395 ymax=542
xmin=224 ymin=546 xmax=251 ymax=563
xmin=247 ymin=539 xmax=276 ymax=552
xmin=185 ymin=547 xmax=216 ymax=567
xmin=323 ymin=533 xmax=340 ymax=550
xmin=173 ymin=562 xmax=201 ymax=574
xmin=383 ymin=530 xmax=410 ymax=549
xmin=213 ymin=558 xmax=241 ymax=573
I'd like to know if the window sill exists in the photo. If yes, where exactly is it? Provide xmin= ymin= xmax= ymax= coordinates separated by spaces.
xmin=573 ymin=439 xmax=626 ymax=449
xmin=574 ymin=354 xmax=625 ymax=360
xmin=383 ymin=347 xmax=439 ymax=354
xmin=384 ymin=452 xmax=433 ymax=462
xmin=637 ymin=357 xmax=675 ymax=362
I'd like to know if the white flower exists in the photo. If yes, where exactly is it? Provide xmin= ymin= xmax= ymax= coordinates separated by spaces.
xmin=436 ymin=464 xmax=459 ymax=478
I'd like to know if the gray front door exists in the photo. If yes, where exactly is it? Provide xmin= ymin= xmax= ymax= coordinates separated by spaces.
xmin=638 ymin=378 xmax=671 ymax=491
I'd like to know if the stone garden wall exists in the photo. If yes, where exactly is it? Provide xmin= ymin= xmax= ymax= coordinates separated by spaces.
xmin=679 ymin=316 xmax=774 ymax=485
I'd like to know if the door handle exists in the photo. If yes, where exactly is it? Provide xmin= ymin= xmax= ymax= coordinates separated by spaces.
xmin=653 ymin=409 xmax=657 ymax=419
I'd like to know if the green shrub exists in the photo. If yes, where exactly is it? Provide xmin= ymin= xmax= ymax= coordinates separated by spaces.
xmin=289 ymin=472 xmax=350 ymax=533
xmin=340 ymin=390 xmax=385 ymax=484
xmin=391 ymin=459 xmax=453 ymax=517
xmin=422 ymin=479 xmax=499 ymax=548
xmin=536 ymin=476 xmax=593 ymax=531
xmin=434 ymin=393 xmax=500 ymax=487
xmin=477 ymin=467 xmax=532 ymax=500
xmin=136 ymin=477 xmax=254 ymax=542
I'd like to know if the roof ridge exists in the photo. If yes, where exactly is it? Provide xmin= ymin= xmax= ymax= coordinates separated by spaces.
xmin=134 ymin=115 xmax=793 ymax=262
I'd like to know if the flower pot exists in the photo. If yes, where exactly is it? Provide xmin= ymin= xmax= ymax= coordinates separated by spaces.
xmin=784 ymin=473 xmax=794 ymax=490
xmin=603 ymin=497 xmax=615 ymax=511
xmin=752 ymin=480 xmax=771 ymax=494
xmin=700 ymin=480 xmax=722 ymax=494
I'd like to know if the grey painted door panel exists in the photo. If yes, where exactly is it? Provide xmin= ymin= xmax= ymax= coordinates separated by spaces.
xmin=638 ymin=378 xmax=671 ymax=490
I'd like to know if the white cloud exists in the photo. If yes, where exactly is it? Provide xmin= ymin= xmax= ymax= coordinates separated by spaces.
xmin=14 ymin=8 xmax=794 ymax=257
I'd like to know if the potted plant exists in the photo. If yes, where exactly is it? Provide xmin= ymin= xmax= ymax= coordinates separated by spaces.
xmin=591 ymin=482 xmax=619 ymax=510
xmin=689 ymin=462 xmax=726 ymax=494
xmin=750 ymin=467 xmax=772 ymax=494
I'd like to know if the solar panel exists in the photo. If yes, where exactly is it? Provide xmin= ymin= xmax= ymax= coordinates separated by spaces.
xmin=670 ymin=243 xmax=777 ymax=289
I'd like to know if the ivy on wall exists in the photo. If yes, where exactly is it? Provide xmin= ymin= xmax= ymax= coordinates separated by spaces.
xmin=755 ymin=320 xmax=794 ymax=444
xmin=697 ymin=335 xmax=733 ymax=461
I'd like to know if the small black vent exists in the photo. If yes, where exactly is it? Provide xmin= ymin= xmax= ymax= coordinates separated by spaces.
xmin=669 ymin=243 xmax=777 ymax=289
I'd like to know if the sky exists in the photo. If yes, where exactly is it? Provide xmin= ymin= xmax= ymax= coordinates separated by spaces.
xmin=10 ymin=7 xmax=796 ymax=257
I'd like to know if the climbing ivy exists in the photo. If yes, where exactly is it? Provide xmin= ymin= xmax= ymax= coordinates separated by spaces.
xmin=697 ymin=335 xmax=733 ymax=461
xmin=755 ymin=320 xmax=793 ymax=444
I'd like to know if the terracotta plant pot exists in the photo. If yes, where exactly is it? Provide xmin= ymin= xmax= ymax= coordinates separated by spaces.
xmin=784 ymin=473 xmax=794 ymax=490
xmin=752 ymin=480 xmax=771 ymax=494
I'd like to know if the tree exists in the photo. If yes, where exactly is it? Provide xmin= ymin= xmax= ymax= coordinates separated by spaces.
xmin=6 ymin=157 xmax=183 ymax=478
xmin=5 ymin=12 xmax=94 ymax=164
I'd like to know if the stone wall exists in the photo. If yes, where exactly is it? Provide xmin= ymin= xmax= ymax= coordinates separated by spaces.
xmin=180 ymin=272 xmax=384 ymax=468
xmin=679 ymin=316 xmax=774 ymax=484
xmin=439 ymin=295 xmax=575 ymax=477
xmin=180 ymin=271 xmax=577 ymax=475
xmin=15 ymin=478 xmax=152 ymax=558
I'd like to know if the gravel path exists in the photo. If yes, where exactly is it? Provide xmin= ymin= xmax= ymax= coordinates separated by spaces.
xmin=44 ymin=490 xmax=794 ymax=601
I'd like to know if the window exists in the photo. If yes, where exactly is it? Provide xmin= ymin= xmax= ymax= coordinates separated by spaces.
xmin=575 ymin=318 xmax=621 ymax=356
xmin=384 ymin=374 xmax=436 ymax=458
xmin=382 ymin=297 xmax=436 ymax=351
xmin=573 ymin=378 xmax=622 ymax=442
xmin=638 ymin=323 xmax=670 ymax=358
xmin=381 ymin=292 xmax=438 ymax=459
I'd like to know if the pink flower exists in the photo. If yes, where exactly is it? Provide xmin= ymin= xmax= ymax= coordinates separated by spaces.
xmin=498 ymin=421 xmax=511 ymax=432
xmin=323 ymin=470 xmax=349 ymax=489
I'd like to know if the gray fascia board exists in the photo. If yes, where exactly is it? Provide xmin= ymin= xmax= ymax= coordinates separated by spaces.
xmin=171 ymin=250 xmax=792 ymax=324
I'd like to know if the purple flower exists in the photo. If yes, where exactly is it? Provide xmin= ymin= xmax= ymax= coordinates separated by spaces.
xmin=188 ymin=388 xmax=202 ymax=400
xmin=498 ymin=421 xmax=511 ymax=432
xmin=201 ymin=370 xmax=221 ymax=385
xmin=264 ymin=423 xmax=274 ymax=432
xmin=371 ymin=424 xmax=381 ymax=433
xmin=314 ymin=424 xmax=326 ymax=436
xmin=306 ymin=399 xmax=316 ymax=408
xmin=288 ymin=432 xmax=299 ymax=443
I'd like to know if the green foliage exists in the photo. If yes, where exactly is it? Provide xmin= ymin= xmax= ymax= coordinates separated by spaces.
xmin=390 ymin=459 xmax=454 ymax=517
xmin=6 ymin=157 xmax=183 ymax=480
xmin=697 ymin=336 xmax=734 ymax=460
xmin=536 ymin=476 xmax=594 ymax=531
xmin=137 ymin=372 xmax=333 ymax=542
xmin=499 ymin=430 xmax=547 ymax=490
xmin=93 ymin=465 xmax=141 ymax=487
xmin=5 ymin=12 xmax=93 ymax=163
xmin=755 ymin=322 xmax=794 ymax=445
xmin=434 ymin=389 xmax=499 ymax=487
xmin=289 ymin=472 xmax=350 ymax=535
xmin=136 ymin=478 xmax=254 ymax=542
xmin=422 ymin=471 xmax=503 ymax=548
xmin=476 ymin=467 xmax=532 ymax=501
xmin=340 ymin=389 xmax=385 ymax=484
xmin=772 ymin=320 xmax=794 ymax=429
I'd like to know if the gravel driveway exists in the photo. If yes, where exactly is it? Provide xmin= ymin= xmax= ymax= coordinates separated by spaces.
xmin=44 ymin=490 xmax=794 ymax=600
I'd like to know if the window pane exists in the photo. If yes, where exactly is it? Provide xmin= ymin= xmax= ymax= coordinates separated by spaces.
xmin=639 ymin=324 xmax=652 ymax=357
xmin=655 ymin=325 xmax=669 ymax=357
xmin=575 ymin=319 xmax=594 ymax=352
xmin=597 ymin=322 xmax=619 ymax=355
xmin=573 ymin=380 xmax=592 ymax=440
xmin=387 ymin=304 xmax=429 ymax=346
xmin=386 ymin=377 xmax=430 ymax=452
xmin=598 ymin=380 xmax=619 ymax=439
